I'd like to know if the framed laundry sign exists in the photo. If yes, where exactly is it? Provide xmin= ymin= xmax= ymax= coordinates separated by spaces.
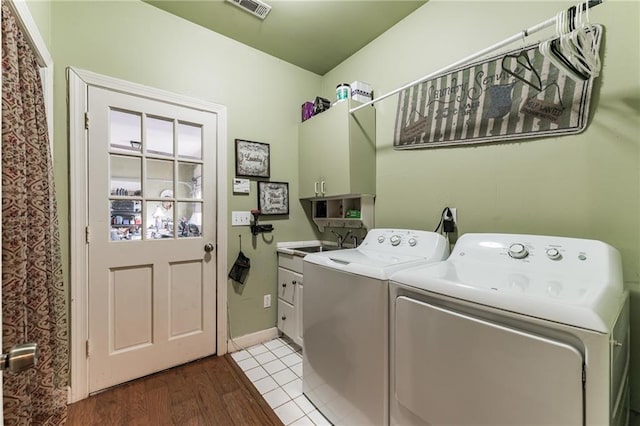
xmin=235 ymin=139 xmax=270 ymax=178
xmin=393 ymin=25 xmax=602 ymax=149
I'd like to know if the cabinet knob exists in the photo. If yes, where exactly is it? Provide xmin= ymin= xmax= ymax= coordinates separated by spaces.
xmin=282 ymin=283 xmax=287 ymax=287
xmin=281 ymin=315 xmax=287 ymax=321
xmin=292 ymin=280 xmax=297 ymax=285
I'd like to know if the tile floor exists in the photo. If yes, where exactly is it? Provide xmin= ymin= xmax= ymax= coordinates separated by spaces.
xmin=230 ymin=337 xmax=331 ymax=426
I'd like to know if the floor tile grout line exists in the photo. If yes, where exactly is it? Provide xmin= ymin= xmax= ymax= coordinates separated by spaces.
xmin=236 ymin=338 xmax=324 ymax=426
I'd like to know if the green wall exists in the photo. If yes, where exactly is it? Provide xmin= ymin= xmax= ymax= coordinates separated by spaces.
xmin=321 ymin=0 xmax=640 ymax=410
xmin=48 ymin=0 xmax=321 ymax=339
xmin=25 ymin=0 xmax=51 ymax=49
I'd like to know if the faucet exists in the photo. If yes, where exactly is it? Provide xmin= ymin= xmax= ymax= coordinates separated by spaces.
xmin=350 ymin=234 xmax=359 ymax=247
xmin=330 ymin=230 xmax=352 ymax=248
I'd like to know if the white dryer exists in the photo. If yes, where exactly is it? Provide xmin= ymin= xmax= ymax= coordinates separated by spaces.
xmin=303 ymin=229 xmax=449 ymax=426
xmin=389 ymin=233 xmax=629 ymax=426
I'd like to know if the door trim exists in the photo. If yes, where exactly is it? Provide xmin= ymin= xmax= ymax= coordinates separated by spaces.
xmin=67 ymin=67 xmax=228 ymax=402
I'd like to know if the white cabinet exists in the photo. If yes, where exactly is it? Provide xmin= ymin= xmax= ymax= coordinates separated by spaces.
xmin=298 ymin=99 xmax=376 ymax=199
xmin=277 ymin=253 xmax=304 ymax=347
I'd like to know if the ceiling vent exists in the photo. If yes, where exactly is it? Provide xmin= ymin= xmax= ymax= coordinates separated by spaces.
xmin=226 ymin=0 xmax=272 ymax=20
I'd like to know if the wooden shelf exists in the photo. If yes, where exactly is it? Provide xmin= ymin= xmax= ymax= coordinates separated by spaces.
xmin=311 ymin=194 xmax=374 ymax=231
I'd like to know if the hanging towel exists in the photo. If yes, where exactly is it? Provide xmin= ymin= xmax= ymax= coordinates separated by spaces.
xmin=228 ymin=251 xmax=251 ymax=284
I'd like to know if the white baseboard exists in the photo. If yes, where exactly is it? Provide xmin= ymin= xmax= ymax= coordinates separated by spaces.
xmin=226 ymin=327 xmax=279 ymax=353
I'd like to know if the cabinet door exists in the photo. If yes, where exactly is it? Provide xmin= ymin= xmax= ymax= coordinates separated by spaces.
xmin=317 ymin=104 xmax=352 ymax=197
xmin=298 ymin=102 xmax=350 ymax=198
xmin=278 ymin=267 xmax=300 ymax=304
xmin=278 ymin=299 xmax=297 ymax=341
xmin=298 ymin=111 xmax=328 ymax=198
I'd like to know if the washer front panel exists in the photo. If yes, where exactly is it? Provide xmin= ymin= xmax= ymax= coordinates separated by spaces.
xmin=394 ymin=296 xmax=583 ymax=425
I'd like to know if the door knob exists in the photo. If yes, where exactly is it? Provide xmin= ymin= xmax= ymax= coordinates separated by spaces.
xmin=204 ymin=243 xmax=215 ymax=253
xmin=1 ymin=343 xmax=39 ymax=373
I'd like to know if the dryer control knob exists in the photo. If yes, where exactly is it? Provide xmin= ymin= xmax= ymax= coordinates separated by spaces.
xmin=546 ymin=248 xmax=561 ymax=260
xmin=408 ymin=238 xmax=417 ymax=247
xmin=508 ymin=243 xmax=529 ymax=259
xmin=390 ymin=235 xmax=402 ymax=246
xmin=377 ymin=236 xmax=385 ymax=243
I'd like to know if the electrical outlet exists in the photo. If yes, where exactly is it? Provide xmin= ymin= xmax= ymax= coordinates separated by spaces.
xmin=232 ymin=211 xmax=251 ymax=226
xmin=263 ymin=294 xmax=271 ymax=308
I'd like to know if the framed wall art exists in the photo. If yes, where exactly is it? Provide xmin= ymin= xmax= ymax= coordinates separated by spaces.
xmin=235 ymin=139 xmax=270 ymax=178
xmin=258 ymin=181 xmax=289 ymax=215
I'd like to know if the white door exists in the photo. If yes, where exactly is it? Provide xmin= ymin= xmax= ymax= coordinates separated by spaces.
xmin=87 ymin=86 xmax=217 ymax=393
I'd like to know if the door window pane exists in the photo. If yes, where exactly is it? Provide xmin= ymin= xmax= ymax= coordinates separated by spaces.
xmin=145 ymin=159 xmax=174 ymax=198
xmin=110 ymin=200 xmax=142 ymax=241
xmin=178 ymin=122 xmax=202 ymax=160
xmin=177 ymin=202 xmax=202 ymax=238
xmin=146 ymin=201 xmax=173 ymax=239
xmin=146 ymin=116 xmax=174 ymax=156
xmin=177 ymin=163 xmax=201 ymax=199
xmin=110 ymin=155 xmax=141 ymax=196
xmin=110 ymin=109 xmax=142 ymax=153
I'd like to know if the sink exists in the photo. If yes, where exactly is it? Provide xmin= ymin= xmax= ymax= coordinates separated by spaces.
xmin=293 ymin=245 xmax=342 ymax=253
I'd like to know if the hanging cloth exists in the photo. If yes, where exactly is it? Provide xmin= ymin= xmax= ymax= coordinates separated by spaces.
xmin=1 ymin=1 xmax=68 ymax=424
xmin=228 ymin=235 xmax=250 ymax=284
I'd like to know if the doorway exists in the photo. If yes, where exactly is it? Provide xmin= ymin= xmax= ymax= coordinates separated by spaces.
xmin=68 ymin=68 xmax=228 ymax=401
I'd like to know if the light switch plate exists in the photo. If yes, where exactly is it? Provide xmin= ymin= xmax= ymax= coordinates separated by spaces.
xmin=232 ymin=211 xmax=252 ymax=226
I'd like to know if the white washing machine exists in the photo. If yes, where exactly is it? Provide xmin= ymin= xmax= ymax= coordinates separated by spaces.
xmin=303 ymin=229 xmax=449 ymax=426
xmin=389 ymin=233 xmax=629 ymax=426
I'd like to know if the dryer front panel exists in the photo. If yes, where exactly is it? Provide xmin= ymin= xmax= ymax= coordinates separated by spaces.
xmin=392 ymin=296 xmax=584 ymax=425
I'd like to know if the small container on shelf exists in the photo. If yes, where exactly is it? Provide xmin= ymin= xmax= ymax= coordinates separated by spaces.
xmin=336 ymin=83 xmax=351 ymax=102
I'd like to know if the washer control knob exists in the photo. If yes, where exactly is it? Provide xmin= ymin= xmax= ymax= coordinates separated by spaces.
xmin=546 ymin=248 xmax=561 ymax=260
xmin=377 ymin=235 xmax=385 ymax=243
xmin=408 ymin=238 xmax=417 ymax=247
xmin=390 ymin=235 xmax=402 ymax=246
xmin=508 ymin=243 xmax=529 ymax=259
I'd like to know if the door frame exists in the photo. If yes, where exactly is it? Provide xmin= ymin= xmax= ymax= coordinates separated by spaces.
xmin=67 ymin=67 xmax=229 ymax=403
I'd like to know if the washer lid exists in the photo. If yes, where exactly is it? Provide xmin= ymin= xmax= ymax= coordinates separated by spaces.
xmin=304 ymin=249 xmax=432 ymax=280
xmin=304 ymin=229 xmax=450 ymax=280
xmin=390 ymin=233 xmax=626 ymax=333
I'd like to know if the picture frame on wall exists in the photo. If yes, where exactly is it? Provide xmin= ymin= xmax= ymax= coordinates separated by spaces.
xmin=235 ymin=139 xmax=270 ymax=178
xmin=258 ymin=181 xmax=289 ymax=215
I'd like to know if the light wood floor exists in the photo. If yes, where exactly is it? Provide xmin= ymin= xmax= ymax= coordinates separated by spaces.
xmin=67 ymin=354 xmax=283 ymax=425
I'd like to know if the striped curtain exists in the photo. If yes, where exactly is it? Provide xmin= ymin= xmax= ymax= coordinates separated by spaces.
xmin=1 ymin=1 xmax=68 ymax=424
